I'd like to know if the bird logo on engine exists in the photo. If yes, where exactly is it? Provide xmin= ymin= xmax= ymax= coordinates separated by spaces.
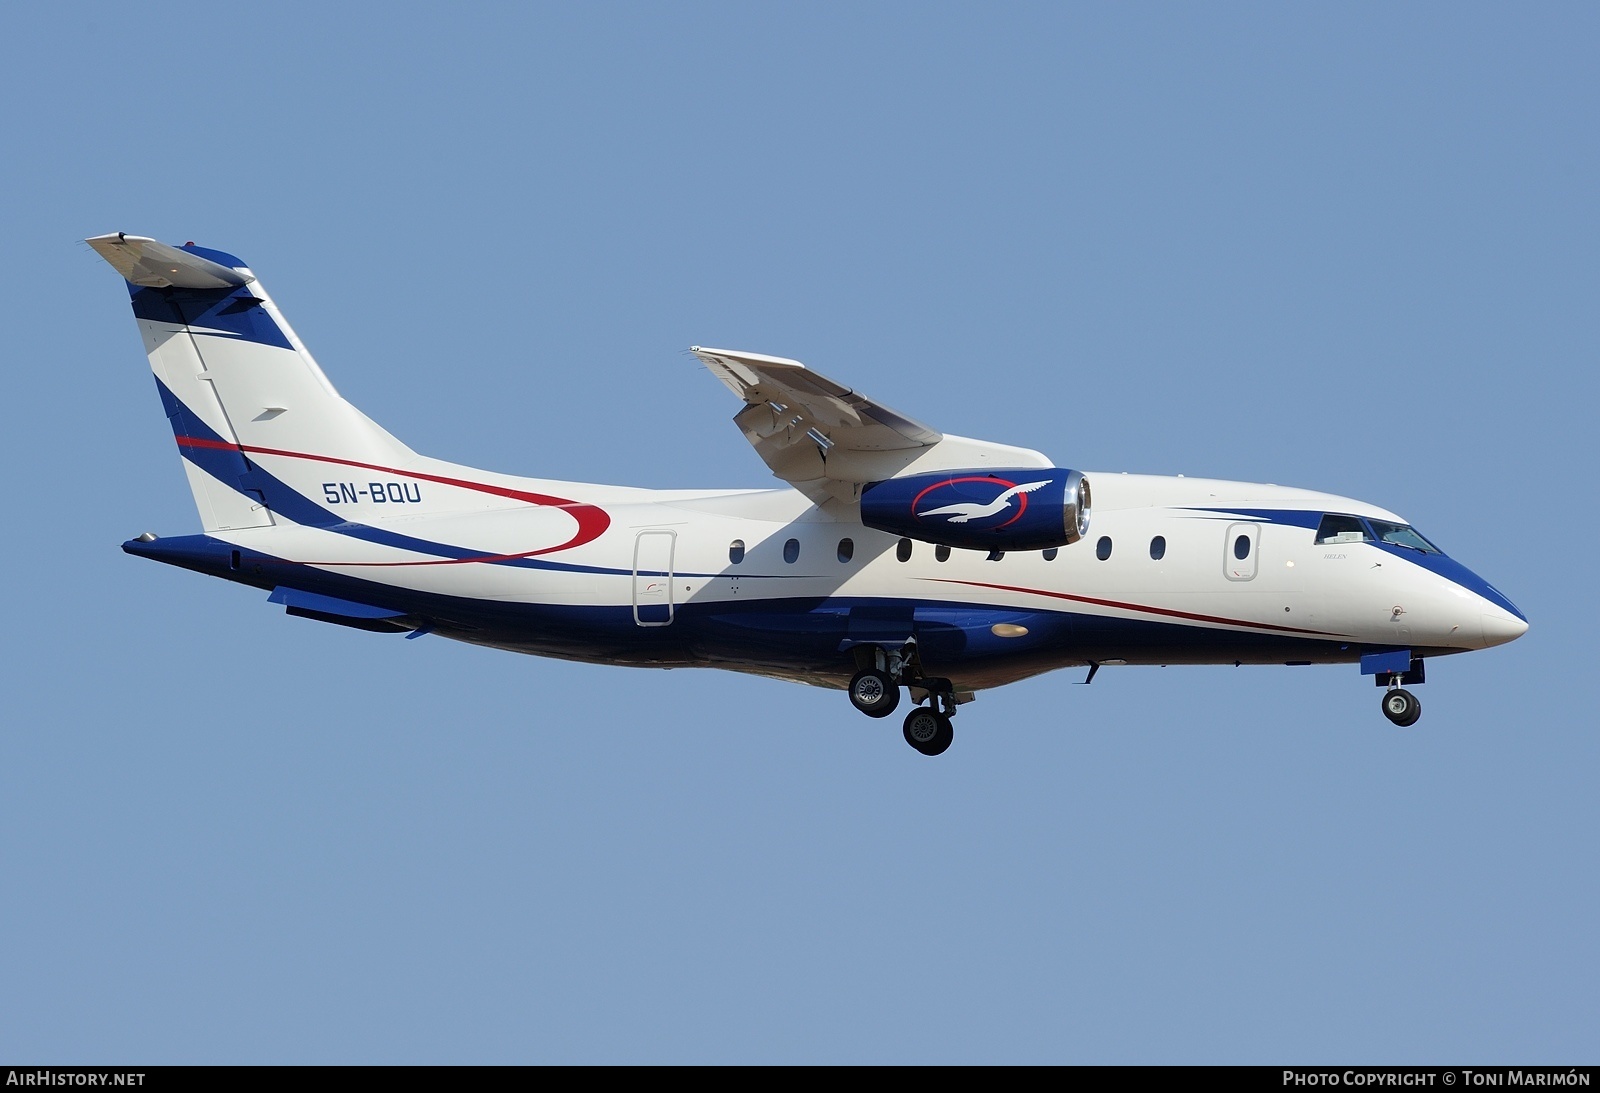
xmin=914 ymin=477 xmax=1051 ymax=527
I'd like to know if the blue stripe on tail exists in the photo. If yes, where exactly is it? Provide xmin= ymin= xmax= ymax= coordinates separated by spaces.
xmin=129 ymin=282 xmax=293 ymax=350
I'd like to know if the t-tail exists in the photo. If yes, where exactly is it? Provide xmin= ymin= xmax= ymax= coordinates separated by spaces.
xmin=87 ymin=233 xmax=418 ymax=533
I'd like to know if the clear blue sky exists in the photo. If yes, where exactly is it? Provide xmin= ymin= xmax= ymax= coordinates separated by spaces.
xmin=1 ymin=2 xmax=1594 ymax=1063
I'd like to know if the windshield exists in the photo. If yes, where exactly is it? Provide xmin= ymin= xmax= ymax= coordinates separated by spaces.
xmin=1368 ymin=519 xmax=1442 ymax=554
xmin=1314 ymin=513 xmax=1443 ymax=554
xmin=1314 ymin=513 xmax=1371 ymax=545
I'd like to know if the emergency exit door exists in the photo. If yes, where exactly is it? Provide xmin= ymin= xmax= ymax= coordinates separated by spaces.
xmin=1225 ymin=522 xmax=1260 ymax=581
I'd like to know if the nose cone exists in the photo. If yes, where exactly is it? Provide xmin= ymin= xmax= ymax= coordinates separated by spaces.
xmin=1481 ymin=608 xmax=1529 ymax=648
xmin=1404 ymin=549 xmax=1526 ymax=649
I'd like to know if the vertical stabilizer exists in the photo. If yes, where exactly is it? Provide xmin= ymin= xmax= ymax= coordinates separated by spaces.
xmin=88 ymin=233 xmax=417 ymax=532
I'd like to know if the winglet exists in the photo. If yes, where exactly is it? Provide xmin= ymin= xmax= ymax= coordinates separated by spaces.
xmin=86 ymin=233 xmax=253 ymax=289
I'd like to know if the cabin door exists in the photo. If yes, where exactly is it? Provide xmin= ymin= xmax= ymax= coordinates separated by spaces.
xmin=632 ymin=530 xmax=676 ymax=626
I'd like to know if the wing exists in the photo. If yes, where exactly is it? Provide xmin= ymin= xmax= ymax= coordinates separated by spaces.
xmin=690 ymin=346 xmax=1054 ymax=505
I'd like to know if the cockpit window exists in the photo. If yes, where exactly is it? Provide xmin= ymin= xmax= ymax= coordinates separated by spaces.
xmin=1314 ymin=514 xmax=1371 ymax=545
xmin=1314 ymin=513 xmax=1442 ymax=554
xmin=1369 ymin=519 xmax=1441 ymax=554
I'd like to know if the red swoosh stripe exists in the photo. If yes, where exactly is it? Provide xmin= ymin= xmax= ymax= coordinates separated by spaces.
xmin=923 ymin=577 xmax=1337 ymax=636
xmin=175 ymin=435 xmax=611 ymax=563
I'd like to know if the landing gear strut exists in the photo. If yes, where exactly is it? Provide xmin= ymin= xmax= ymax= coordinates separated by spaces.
xmin=903 ymin=675 xmax=958 ymax=756
xmin=1382 ymin=687 xmax=1422 ymax=727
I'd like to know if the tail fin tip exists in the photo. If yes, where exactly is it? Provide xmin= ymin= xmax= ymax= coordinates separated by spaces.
xmin=86 ymin=233 xmax=253 ymax=290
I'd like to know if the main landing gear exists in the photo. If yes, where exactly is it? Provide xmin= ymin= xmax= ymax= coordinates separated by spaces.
xmin=848 ymin=644 xmax=958 ymax=756
xmin=1381 ymin=687 xmax=1422 ymax=727
xmin=848 ymin=668 xmax=900 ymax=718
xmin=902 ymin=703 xmax=955 ymax=756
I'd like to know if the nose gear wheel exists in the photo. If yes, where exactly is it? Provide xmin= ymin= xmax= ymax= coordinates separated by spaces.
xmin=1382 ymin=688 xmax=1422 ymax=727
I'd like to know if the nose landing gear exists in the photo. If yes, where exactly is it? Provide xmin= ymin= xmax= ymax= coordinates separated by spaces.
xmin=1370 ymin=657 xmax=1425 ymax=727
xmin=1382 ymin=687 xmax=1422 ymax=727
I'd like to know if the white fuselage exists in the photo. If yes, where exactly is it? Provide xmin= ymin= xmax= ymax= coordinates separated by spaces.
xmin=174 ymin=468 xmax=1521 ymax=694
xmin=90 ymin=232 xmax=1525 ymax=718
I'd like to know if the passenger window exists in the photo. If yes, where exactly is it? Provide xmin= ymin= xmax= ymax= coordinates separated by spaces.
xmin=1042 ymin=547 xmax=1058 ymax=561
xmin=837 ymin=538 xmax=854 ymax=563
xmin=1149 ymin=536 xmax=1166 ymax=561
xmin=1234 ymin=534 xmax=1251 ymax=560
xmin=935 ymin=544 xmax=951 ymax=562
xmin=783 ymin=538 xmax=800 ymax=563
xmin=1315 ymin=514 xmax=1372 ymax=545
xmin=896 ymin=538 xmax=913 ymax=562
xmin=1096 ymin=536 xmax=1112 ymax=561
xmin=729 ymin=539 xmax=745 ymax=564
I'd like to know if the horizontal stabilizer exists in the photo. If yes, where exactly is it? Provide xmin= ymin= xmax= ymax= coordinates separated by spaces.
xmin=86 ymin=233 xmax=253 ymax=289
xmin=268 ymin=587 xmax=413 ymax=633
xmin=268 ymin=587 xmax=404 ymax=619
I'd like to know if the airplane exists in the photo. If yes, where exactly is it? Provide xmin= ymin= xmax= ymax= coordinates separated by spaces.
xmin=88 ymin=233 xmax=1529 ymax=755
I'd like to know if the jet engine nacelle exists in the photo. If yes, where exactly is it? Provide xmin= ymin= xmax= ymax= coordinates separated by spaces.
xmin=859 ymin=468 xmax=1091 ymax=552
